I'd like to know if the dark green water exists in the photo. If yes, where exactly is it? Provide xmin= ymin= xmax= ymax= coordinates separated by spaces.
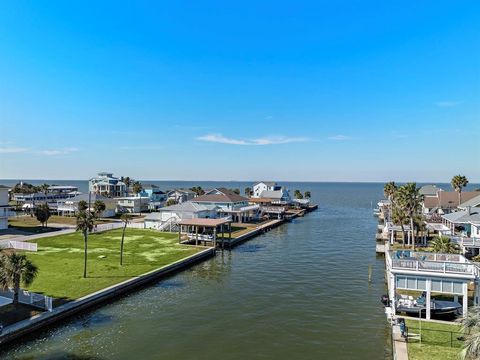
xmin=1 ymin=182 xmax=391 ymax=359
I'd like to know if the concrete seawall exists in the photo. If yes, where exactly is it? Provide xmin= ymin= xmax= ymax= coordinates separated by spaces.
xmin=0 ymin=247 xmax=215 ymax=346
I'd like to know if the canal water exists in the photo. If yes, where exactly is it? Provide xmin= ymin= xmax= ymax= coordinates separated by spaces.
xmin=1 ymin=182 xmax=391 ymax=359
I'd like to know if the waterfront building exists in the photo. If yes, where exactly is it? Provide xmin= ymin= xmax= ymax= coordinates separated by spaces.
xmin=166 ymin=189 xmax=196 ymax=204
xmin=386 ymin=250 xmax=480 ymax=320
xmin=419 ymin=184 xmax=443 ymax=196
xmin=144 ymin=201 xmax=218 ymax=230
xmin=139 ymin=184 xmax=166 ymax=202
xmin=259 ymin=188 xmax=292 ymax=205
xmin=441 ymin=207 xmax=480 ymax=237
xmin=89 ymin=172 xmax=127 ymax=197
xmin=0 ymin=185 xmax=11 ymax=230
xmin=117 ymin=196 xmax=150 ymax=213
xmin=422 ymin=190 xmax=479 ymax=216
xmin=252 ymin=181 xmax=281 ymax=198
xmin=12 ymin=185 xmax=80 ymax=205
xmin=57 ymin=193 xmax=117 ymax=217
xmin=192 ymin=188 xmax=259 ymax=223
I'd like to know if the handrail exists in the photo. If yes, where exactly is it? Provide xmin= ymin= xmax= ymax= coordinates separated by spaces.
xmin=391 ymin=259 xmax=474 ymax=274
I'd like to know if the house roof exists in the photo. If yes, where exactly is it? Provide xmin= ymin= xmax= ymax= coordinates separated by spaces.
xmin=157 ymin=201 xmax=217 ymax=213
xmin=142 ymin=184 xmax=159 ymax=189
xmin=193 ymin=188 xmax=248 ymax=203
xmin=423 ymin=191 xmax=479 ymax=209
xmin=442 ymin=208 xmax=480 ymax=223
xmin=419 ymin=184 xmax=443 ymax=196
xmin=67 ymin=193 xmax=111 ymax=203
xmin=177 ymin=218 xmax=232 ymax=227
xmin=459 ymin=194 xmax=480 ymax=209
xmin=260 ymin=189 xmax=288 ymax=200
xmin=254 ymin=181 xmax=277 ymax=187
xmin=168 ymin=189 xmax=195 ymax=195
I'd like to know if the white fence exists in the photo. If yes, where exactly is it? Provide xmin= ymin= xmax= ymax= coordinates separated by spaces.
xmin=0 ymin=240 xmax=37 ymax=252
xmin=127 ymin=222 xmax=145 ymax=229
xmin=0 ymin=289 xmax=53 ymax=311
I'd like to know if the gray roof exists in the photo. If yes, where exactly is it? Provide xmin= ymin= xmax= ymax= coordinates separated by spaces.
xmin=419 ymin=184 xmax=442 ymax=196
xmin=459 ymin=194 xmax=480 ymax=209
xmin=68 ymin=193 xmax=111 ymax=202
xmin=157 ymin=201 xmax=217 ymax=213
xmin=442 ymin=209 xmax=480 ymax=223
xmin=260 ymin=190 xmax=287 ymax=199
xmin=254 ymin=181 xmax=277 ymax=186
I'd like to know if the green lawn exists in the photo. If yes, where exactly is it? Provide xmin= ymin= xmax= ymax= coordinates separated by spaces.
xmin=22 ymin=229 xmax=203 ymax=301
xmin=406 ymin=319 xmax=463 ymax=360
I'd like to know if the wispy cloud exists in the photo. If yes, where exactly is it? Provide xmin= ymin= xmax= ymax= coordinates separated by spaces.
xmin=328 ymin=135 xmax=352 ymax=141
xmin=120 ymin=145 xmax=163 ymax=150
xmin=197 ymin=134 xmax=308 ymax=146
xmin=38 ymin=147 xmax=79 ymax=156
xmin=0 ymin=147 xmax=29 ymax=153
xmin=435 ymin=100 xmax=462 ymax=107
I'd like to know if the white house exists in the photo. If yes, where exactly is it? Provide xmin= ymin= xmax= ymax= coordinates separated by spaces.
xmin=144 ymin=202 xmax=218 ymax=230
xmin=0 ymin=185 xmax=10 ymax=230
xmin=89 ymin=172 xmax=127 ymax=197
xmin=117 ymin=196 xmax=150 ymax=213
xmin=57 ymin=193 xmax=117 ymax=217
xmin=260 ymin=188 xmax=292 ymax=205
xmin=252 ymin=182 xmax=281 ymax=198
xmin=386 ymin=250 xmax=480 ymax=319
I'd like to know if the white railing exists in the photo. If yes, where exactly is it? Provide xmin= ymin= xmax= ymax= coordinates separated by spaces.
xmin=0 ymin=289 xmax=53 ymax=311
xmin=451 ymin=236 xmax=480 ymax=248
xmin=391 ymin=259 xmax=476 ymax=275
xmin=0 ymin=240 xmax=37 ymax=251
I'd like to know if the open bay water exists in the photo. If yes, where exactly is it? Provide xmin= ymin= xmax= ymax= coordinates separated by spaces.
xmin=0 ymin=182 xmax=395 ymax=359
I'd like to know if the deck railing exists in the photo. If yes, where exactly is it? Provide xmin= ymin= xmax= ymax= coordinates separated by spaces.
xmin=451 ymin=236 xmax=480 ymax=248
xmin=391 ymin=259 xmax=476 ymax=275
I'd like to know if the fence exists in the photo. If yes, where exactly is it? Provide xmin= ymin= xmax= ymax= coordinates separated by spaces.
xmin=0 ymin=289 xmax=53 ymax=311
xmin=407 ymin=326 xmax=463 ymax=348
xmin=0 ymin=240 xmax=37 ymax=252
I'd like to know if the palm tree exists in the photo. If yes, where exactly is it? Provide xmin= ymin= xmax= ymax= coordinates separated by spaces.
xmin=396 ymin=183 xmax=423 ymax=250
xmin=391 ymin=203 xmax=408 ymax=246
xmin=460 ymin=307 xmax=480 ymax=359
xmin=0 ymin=253 xmax=38 ymax=305
xmin=451 ymin=175 xmax=469 ymax=206
xmin=124 ymin=177 xmax=132 ymax=194
xmin=304 ymin=191 xmax=311 ymax=199
xmin=132 ymin=181 xmax=143 ymax=195
xmin=431 ymin=236 xmax=459 ymax=254
xmin=294 ymin=190 xmax=303 ymax=199
xmin=78 ymin=200 xmax=88 ymax=212
xmin=244 ymin=187 xmax=252 ymax=197
xmin=40 ymin=183 xmax=50 ymax=203
xmin=119 ymin=213 xmax=132 ymax=265
xmin=93 ymin=200 xmax=106 ymax=216
xmin=76 ymin=210 xmax=95 ymax=278
xmin=383 ymin=181 xmax=397 ymax=200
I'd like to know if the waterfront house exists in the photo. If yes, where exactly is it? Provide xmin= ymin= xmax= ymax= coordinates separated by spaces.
xmin=252 ymin=181 xmax=281 ymax=198
xmin=0 ymin=185 xmax=10 ymax=230
xmin=116 ymin=196 xmax=150 ymax=213
xmin=89 ymin=172 xmax=127 ymax=197
xmin=192 ymin=188 xmax=259 ymax=223
xmin=57 ymin=193 xmax=117 ymax=217
xmin=423 ymin=190 xmax=479 ymax=216
xmin=12 ymin=185 xmax=80 ymax=205
xmin=139 ymin=184 xmax=166 ymax=202
xmin=441 ymin=207 xmax=480 ymax=237
xmin=166 ymin=189 xmax=196 ymax=204
xmin=385 ymin=250 xmax=480 ymax=319
xmin=419 ymin=184 xmax=443 ymax=196
xmin=259 ymin=188 xmax=292 ymax=205
xmin=144 ymin=201 xmax=218 ymax=230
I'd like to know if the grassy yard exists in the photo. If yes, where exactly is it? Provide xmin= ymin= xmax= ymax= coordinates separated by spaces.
xmin=21 ymin=229 xmax=203 ymax=301
xmin=8 ymin=215 xmax=115 ymax=234
xmin=406 ymin=319 xmax=463 ymax=360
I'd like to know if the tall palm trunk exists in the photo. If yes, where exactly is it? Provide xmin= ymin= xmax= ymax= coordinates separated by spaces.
xmin=13 ymin=276 xmax=20 ymax=305
xmin=83 ymin=230 xmax=88 ymax=278
xmin=410 ymin=217 xmax=415 ymax=250
xmin=400 ymin=224 xmax=406 ymax=247
xmin=120 ymin=224 xmax=126 ymax=265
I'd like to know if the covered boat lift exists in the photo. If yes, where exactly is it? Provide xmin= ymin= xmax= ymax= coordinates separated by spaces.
xmin=177 ymin=218 xmax=232 ymax=249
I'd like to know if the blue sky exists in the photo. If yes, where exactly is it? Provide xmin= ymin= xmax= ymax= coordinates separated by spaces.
xmin=0 ymin=1 xmax=479 ymax=182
